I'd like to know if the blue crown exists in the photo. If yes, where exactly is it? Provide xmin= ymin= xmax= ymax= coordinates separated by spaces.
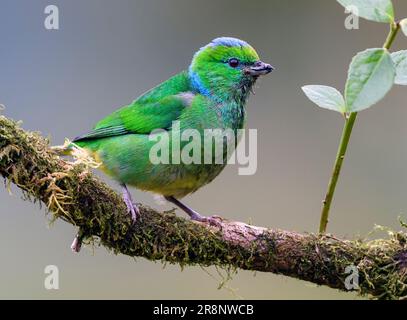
xmin=210 ymin=37 xmax=249 ymax=48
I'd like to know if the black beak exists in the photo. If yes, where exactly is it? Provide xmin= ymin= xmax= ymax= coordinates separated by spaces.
xmin=244 ymin=61 xmax=274 ymax=76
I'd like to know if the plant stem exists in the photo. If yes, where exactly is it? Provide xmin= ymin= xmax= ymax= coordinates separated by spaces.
xmin=319 ymin=113 xmax=357 ymax=233
xmin=383 ymin=21 xmax=400 ymax=50
xmin=318 ymin=22 xmax=401 ymax=234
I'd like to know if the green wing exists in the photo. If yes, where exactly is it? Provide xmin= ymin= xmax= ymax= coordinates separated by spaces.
xmin=73 ymin=72 xmax=193 ymax=142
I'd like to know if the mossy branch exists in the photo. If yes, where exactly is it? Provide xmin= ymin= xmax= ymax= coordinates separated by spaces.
xmin=0 ymin=114 xmax=406 ymax=300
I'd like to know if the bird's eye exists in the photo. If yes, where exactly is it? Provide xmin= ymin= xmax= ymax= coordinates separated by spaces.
xmin=228 ymin=58 xmax=239 ymax=68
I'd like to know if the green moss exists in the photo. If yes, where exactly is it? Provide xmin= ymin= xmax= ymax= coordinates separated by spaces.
xmin=1 ymin=115 xmax=406 ymax=299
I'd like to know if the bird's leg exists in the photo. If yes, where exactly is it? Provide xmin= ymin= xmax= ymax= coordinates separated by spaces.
xmin=121 ymin=183 xmax=139 ymax=222
xmin=164 ymin=196 xmax=217 ymax=223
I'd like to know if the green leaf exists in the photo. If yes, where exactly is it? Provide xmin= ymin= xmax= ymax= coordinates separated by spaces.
xmin=337 ymin=0 xmax=394 ymax=23
xmin=302 ymin=85 xmax=346 ymax=113
xmin=401 ymin=19 xmax=407 ymax=37
xmin=391 ymin=51 xmax=407 ymax=85
xmin=345 ymin=48 xmax=395 ymax=112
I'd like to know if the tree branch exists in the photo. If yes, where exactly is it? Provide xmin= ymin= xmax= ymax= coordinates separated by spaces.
xmin=0 ymin=114 xmax=406 ymax=299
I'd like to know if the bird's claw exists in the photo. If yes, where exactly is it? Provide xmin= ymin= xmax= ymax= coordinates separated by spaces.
xmin=121 ymin=184 xmax=139 ymax=223
xmin=191 ymin=213 xmax=222 ymax=227
xmin=123 ymin=197 xmax=139 ymax=222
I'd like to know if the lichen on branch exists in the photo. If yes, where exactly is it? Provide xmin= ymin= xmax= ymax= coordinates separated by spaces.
xmin=0 ymin=114 xmax=406 ymax=300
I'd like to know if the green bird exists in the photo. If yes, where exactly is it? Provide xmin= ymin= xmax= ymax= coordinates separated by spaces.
xmin=70 ymin=37 xmax=273 ymax=225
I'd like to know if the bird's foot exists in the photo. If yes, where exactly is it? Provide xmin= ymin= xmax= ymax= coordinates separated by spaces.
xmin=164 ymin=196 xmax=222 ymax=227
xmin=122 ymin=193 xmax=139 ymax=222
xmin=191 ymin=213 xmax=223 ymax=227
xmin=121 ymin=184 xmax=139 ymax=222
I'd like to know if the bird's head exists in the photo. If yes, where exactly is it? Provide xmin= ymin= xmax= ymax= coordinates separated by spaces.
xmin=189 ymin=37 xmax=273 ymax=102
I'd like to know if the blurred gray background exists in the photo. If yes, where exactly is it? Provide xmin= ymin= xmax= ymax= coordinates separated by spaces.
xmin=1 ymin=0 xmax=407 ymax=299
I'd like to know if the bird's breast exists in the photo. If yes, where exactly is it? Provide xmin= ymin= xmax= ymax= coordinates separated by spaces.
xmin=218 ymin=100 xmax=246 ymax=131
